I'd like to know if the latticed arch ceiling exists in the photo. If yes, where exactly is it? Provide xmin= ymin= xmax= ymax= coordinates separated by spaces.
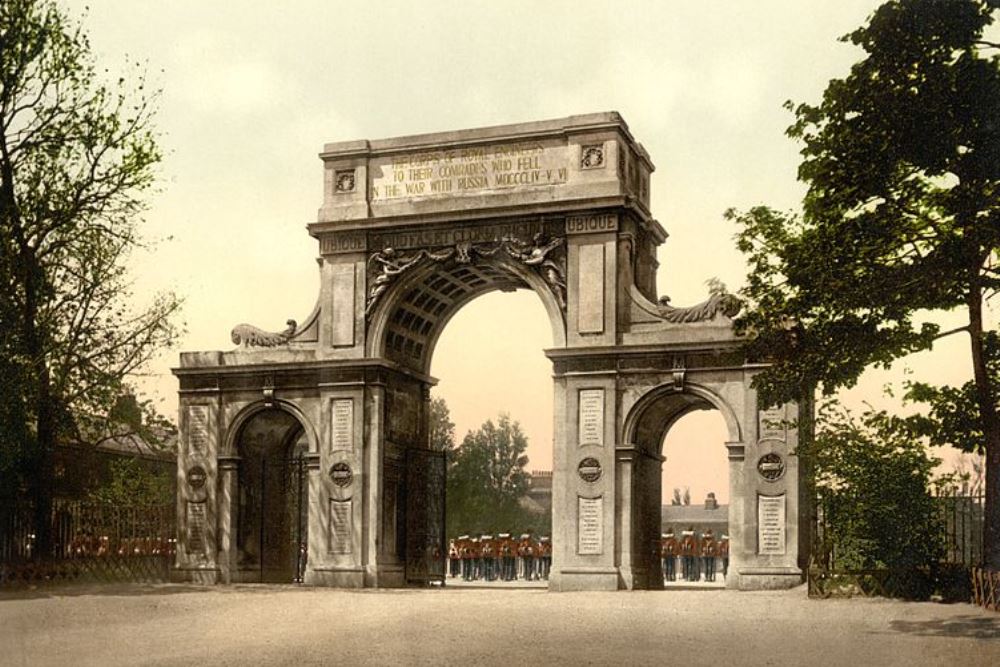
xmin=378 ymin=259 xmax=531 ymax=373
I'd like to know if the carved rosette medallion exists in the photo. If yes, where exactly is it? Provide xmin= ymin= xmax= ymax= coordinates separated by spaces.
xmin=187 ymin=465 xmax=207 ymax=490
xmin=757 ymin=453 xmax=785 ymax=482
xmin=581 ymin=144 xmax=604 ymax=169
xmin=577 ymin=457 xmax=602 ymax=483
xmin=335 ymin=169 xmax=356 ymax=192
xmin=330 ymin=461 xmax=353 ymax=487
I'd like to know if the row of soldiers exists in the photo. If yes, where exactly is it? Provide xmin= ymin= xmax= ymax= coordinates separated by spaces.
xmin=449 ymin=534 xmax=552 ymax=581
xmin=660 ymin=528 xmax=729 ymax=582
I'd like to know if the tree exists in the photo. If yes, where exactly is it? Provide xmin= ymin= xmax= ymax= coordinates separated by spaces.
xmin=809 ymin=400 xmax=943 ymax=591
xmin=88 ymin=456 xmax=173 ymax=507
xmin=0 ymin=1 xmax=181 ymax=557
xmin=446 ymin=413 xmax=530 ymax=536
xmin=728 ymin=0 xmax=1000 ymax=568
xmin=670 ymin=487 xmax=691 ymax=506
xmin=429 ymin=396 xmax=455 ymax=453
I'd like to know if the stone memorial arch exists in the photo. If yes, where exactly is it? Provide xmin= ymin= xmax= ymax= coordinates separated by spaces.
xmin=173 ymin=113 xmax=808 ymax=590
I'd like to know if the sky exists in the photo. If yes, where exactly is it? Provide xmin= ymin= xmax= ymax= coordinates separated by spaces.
xmin=63 ymin=1 xmax=996 ymax=504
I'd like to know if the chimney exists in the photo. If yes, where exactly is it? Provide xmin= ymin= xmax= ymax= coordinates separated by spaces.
xmin=704 ymin=492 xmax=718 ymax=510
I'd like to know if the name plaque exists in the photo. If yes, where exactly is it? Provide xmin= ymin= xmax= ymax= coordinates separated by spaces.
xmin=187 ymin=502 xmax=207 ymax=554
xmin=331 ymin=399 xmax=354 ymax=451
xmin=578 ymin=496 xmax=603 ymax=555
xmin=578 ymin=389 xmax=604 ymax=446
xmin=330 ymin=499 xmax=352 ymax=554
xmin=758 ymin=494 xmax=786 ymax=555
xmin=759 ymin=405 xmax=786 ymax=440
xmin=187 ymin=406 xmax=209 ymax=453
xmin=370 ymin=142 xmax=569 ymax=202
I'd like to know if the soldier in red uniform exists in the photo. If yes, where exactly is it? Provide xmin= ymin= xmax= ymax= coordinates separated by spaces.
xmin=481 ymin=534 xmax=497 ymax=581
xmin=538 ymin=536 xmax=552 ymax=580
xmin=680 ymin=528 xmax=697 ymax=581
xmin=661 ymin=529 xmax=678 ymax=582
xmin=449 ymin=538 xmax=460 ymax=578
xmin=518 ymin=533 xmax=537 ymax=581
xmin=700 ymin=529 xmax=717 ymax=582
xmin=498 ymin=533 xmax=515 ymax=581
xmin=460 ymin=535 xmax=476 ymax=581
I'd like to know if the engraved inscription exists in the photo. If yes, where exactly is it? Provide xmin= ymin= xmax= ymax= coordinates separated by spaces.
xmin=578 ymin=389 xmax=604 ymax=446
xmin=566 ymin=213 xmax=617 ymax=234
xmin=331 ymin=399 xmax=354 ymax=451
xmin=759 ymin=405 xmax=786 ymax=440
xmin=187 ymin=502 xmax=207 ymax=554
xmin=187 ymin=405 xmax=209 ymax=454
xmin=186 ymin=465 xmax=207 ymax=490
xmin=758 ymin=494 xmax=786 ymax=555
xmin=370 ymin=142 xmax=569 ymax=201
xmin=330 ymin=499 xmax=353 ymax=554
xmin=578 ymin=496 xmax=603 ymax=555
xmin=320 ymin=232 xmax=366 ymax=255
xmin=330 ymin=461 xmax=353 ymax=487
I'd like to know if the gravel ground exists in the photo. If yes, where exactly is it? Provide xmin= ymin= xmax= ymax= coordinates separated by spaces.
xmin=2 ymin=584 xmax=998 ymax=666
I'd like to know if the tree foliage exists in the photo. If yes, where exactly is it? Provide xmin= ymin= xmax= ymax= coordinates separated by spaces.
xmin=445 ymin=412 xmax=531 ymax=536
xmin=87 ymin=456 xmax=173 ymax=506
xmin=810 ymin=400 xmax=943 ymax=572
xmin=729 ymin=0 xmax=1000 ymax=567
xmin=0 ymin=0 xmax=181 ymax=553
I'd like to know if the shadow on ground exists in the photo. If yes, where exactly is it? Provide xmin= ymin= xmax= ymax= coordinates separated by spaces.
xmin=889 ymin=615 xmax=1000 ymax=640
xmin=0 ymin=582 xmax=214 ymax=600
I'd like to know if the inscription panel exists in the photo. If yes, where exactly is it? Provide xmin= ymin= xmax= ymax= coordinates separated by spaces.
xmin=759 ymin=405 xmax=787 ymax=440
xmin=330 ymin=499 xmax=353 ymax=554
xmin=578 ymin=389 xmax=605 ymax=447
xmin=578 ymin=496 xmax=603 ymax=555
xmin=370 ymin=142 xmax=569 ymax=202
xmin=331 ymin=399 xmax=354 ymax=451
xmin=566 ymin=213 xmax=618 ymax=234
xmin=758 ymin=494 xmax=786 ymax=555
xmin=186 ymin=502 xmax=207 ymax=555
xmin=186 ymin=406 xmax=209 ymax=454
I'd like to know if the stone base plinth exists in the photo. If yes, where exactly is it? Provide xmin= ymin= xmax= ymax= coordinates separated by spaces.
xmin=306 ymin=567 xmax=366 ymax=588
xmin=548 ymin=567 xmax=619 ymax=591
xmin=172 ymin=567 xmax=219 ymax=585
xmin=734 ymin=567 xmax=803 ymax=590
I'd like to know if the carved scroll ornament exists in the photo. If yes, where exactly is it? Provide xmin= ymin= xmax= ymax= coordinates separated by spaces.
xmin=231 ymin=319 xmax=297 ymax=347
xmin=657 ymin=279 xmax=742 ymax=323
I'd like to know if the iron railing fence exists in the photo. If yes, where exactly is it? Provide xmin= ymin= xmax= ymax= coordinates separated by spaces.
xmin=809 ymin=491 xmax=984 ymax=600
xmin=1 ymin=500 xmax=175 ymax=586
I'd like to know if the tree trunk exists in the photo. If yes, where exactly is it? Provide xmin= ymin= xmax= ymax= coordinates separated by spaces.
xmin=968 ymin=284 xmax=1000 ymax=570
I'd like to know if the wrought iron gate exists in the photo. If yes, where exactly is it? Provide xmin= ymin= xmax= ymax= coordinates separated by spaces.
xmin=248 ymin=454 xmax=308 ymax=583
xmin=404 ymin=448 xmax=446 ymax=585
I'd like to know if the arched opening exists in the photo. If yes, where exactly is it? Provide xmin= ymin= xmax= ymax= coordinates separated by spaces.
xmin=431 ymin=288 xmax=555 ymax=585
xmin=235 ymin=408 xmax=309 ymax=583
xmin=660 ymin=410 xmax=730 ymax=586
xmin=370 ymin=251 xmax=563 ymax=586
xmin=624 ymin=382 xmax=739 ymax=589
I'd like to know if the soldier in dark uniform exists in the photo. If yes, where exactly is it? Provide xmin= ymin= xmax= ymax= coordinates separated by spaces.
xmin=700 ymin=529 xmax=717 ymax=582
xmin=498 ymin=533 xmax=515 ymax=581
xmin=679 ymin=529 xmax=697 ymax=581
xmin=719 ymin=533 xmax=730 ymax=578
xmin=460 ymin=535 xmax=475 ymax=581
xmin=661 ymin=529 xmax=678 ymax=582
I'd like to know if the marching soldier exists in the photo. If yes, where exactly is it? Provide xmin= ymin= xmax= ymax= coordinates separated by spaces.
xmin=518 ymin=533 xmax=537 ymax=581
xmin=538 ymin=536 xmax=552 ymax=580
xmin=498 ymin=533 xmax=515 ymax=581
xmin=481 ymin=534 xmax=497 ymax=581
xmin=719 ymin=533 xmax=730 ymax=579
xmin=700 ymin=529 xmax=717 ymax=582
xmin=679 ymin=528 xmax=697 ymax=581
xmin=661 ymin=529 xmax=678 ymax=582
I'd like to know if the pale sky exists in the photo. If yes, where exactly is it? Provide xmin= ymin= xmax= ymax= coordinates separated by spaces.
xmin=65 ymin=1 xmax=996 ymax=504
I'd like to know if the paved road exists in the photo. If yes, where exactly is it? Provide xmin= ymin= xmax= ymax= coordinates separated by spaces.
xmin=1 ymin=584 xmax=998 ymax=666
